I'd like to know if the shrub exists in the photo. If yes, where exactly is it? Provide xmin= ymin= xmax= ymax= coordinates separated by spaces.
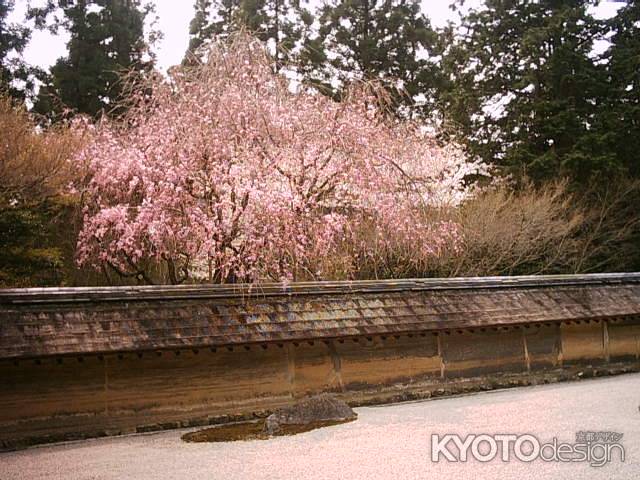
xmin=0 ymin=96 xmax=81 ymax=287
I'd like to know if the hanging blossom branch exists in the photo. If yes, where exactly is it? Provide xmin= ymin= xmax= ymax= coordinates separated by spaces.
xmin=74 ymin=33 xmax=490 ymax=284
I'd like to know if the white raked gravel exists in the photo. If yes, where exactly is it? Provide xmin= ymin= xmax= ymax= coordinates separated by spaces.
xmin=2 ymin=373 xmax=639 ymax=480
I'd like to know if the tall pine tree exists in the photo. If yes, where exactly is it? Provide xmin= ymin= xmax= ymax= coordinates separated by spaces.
xmin=186 ymin=0 xmax=213 ymax=58
xmin=439 ymin=0 xmax=613 ymax=183
xmin=311 ymin=0 xmax=441 ymax=114
xmin=601 ymin=0 xmax=640 ymax=178
xmin=0 ymin=0 xmax=37 ymax=101
xmin=30 ymin=0 xmax=155 ymax=119
xmin=184 ymin=0 xmax=313 ymax=71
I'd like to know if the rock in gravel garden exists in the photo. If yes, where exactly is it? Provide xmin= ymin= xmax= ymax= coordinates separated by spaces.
xmin=264 ymin=394 xmax=357 ymax=435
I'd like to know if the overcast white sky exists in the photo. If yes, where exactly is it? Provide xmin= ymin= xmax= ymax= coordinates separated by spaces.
xmin=9 ymin=0 xmax=623 ymax=72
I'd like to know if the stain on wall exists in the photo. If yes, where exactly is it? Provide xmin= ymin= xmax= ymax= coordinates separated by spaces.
xmin=2 ymin=317 xmax=640 ymax=450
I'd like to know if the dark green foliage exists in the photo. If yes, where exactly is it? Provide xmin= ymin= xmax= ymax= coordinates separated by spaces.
xmin=186 ymin=0 xmax=214 ymax=57
xmin=299 ymin=0 xmax=441 ymax=114
xmin=184 ymin=0 xmax=313 ymax=70
xmin=599 ymin=0 xmax=640 ymax=178
xmin=438 ymin=0 xmax=619 ymax=182
xmin=184 ymin=0 xmax=241 ymax=61
xmin=0 ymin=200 xmax=68 ymax=287
xmin=30 ymin=0 xmax=155 ymax=119
xmin=0 ymin=0 xmax=40 ymax=100
xmin=186 ymin=0 xmax=442 ymax=114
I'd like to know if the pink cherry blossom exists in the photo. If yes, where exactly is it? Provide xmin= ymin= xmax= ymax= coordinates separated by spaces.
xmin=75 ymin=34 xmax=488 ymax=284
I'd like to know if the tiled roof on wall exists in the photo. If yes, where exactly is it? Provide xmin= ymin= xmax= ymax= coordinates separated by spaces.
xmin=1 ymin=273 xmax=639 ymax=360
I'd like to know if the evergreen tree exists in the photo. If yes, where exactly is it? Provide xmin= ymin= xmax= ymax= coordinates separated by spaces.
xmin=0 ymin=0 xmax=37 ymax=100
xmin=253 ymin=0 xmax=313 ymax=69
xmin=184 ymin=0 xmax=312 ymax=71
xmin=311 ymin=0 xmax=441 ymax=114
xmin=184 ymin=0 xmax=241 ymax=61
xmin=439 ymin=0 xmax=613 ymax=183
xmin=186 ymin=0 xmax=213 ymax=58
xmin=30 ymin=0 xmax=155 ymax=119
xmin=600 ymin=0 xmax=640 ymax=178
